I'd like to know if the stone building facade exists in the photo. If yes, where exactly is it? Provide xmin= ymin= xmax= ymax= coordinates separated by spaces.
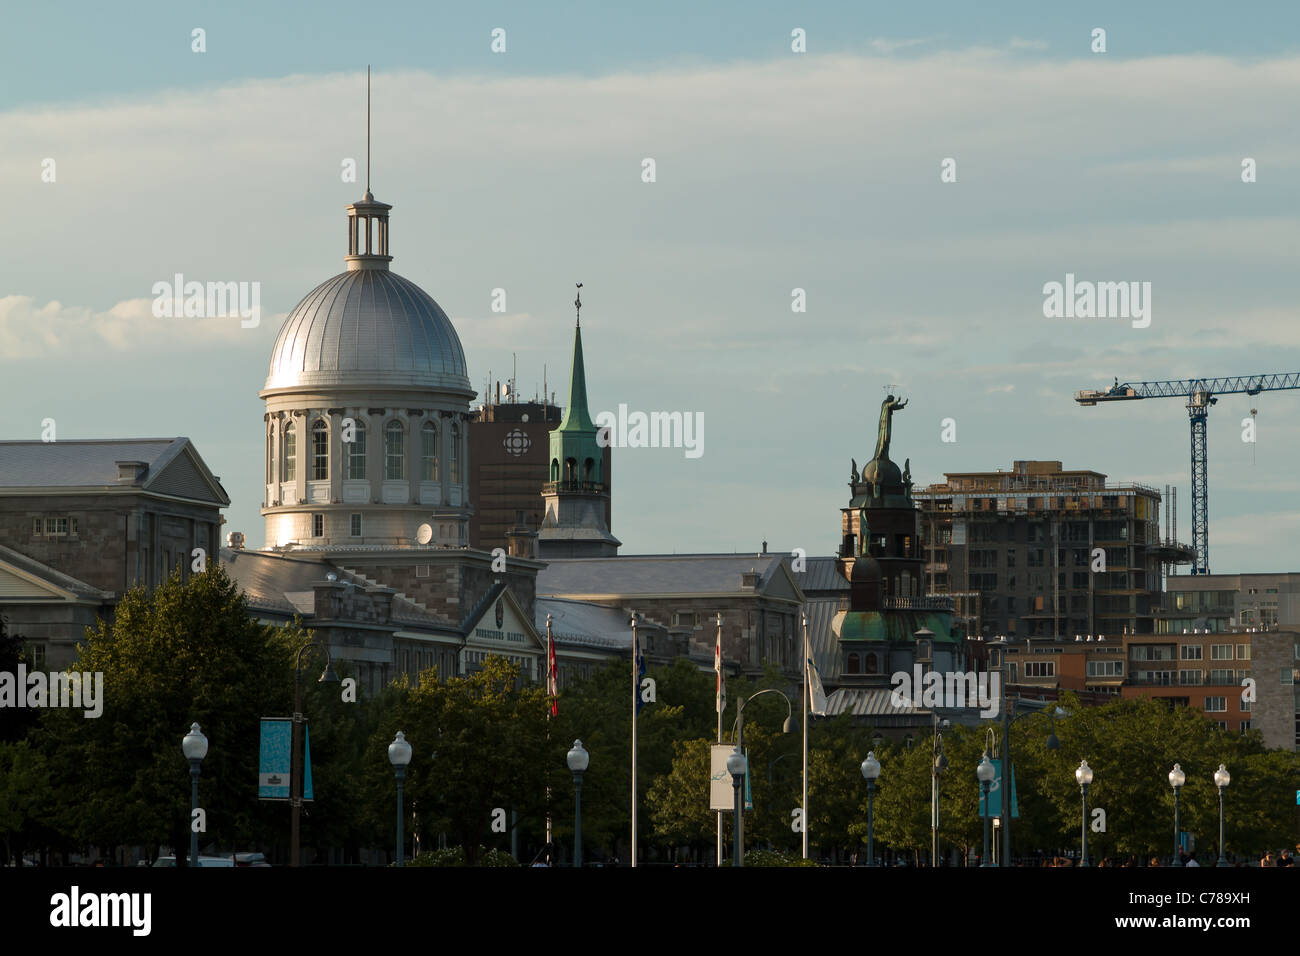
xmin=0 ymin=438 xmax=229 ymax=669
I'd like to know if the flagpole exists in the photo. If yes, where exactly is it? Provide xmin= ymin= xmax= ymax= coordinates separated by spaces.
xmin=715 ymin=612 xmax=724 ymax=867
xmin=802 ymin=613 xmax=809 ymax=860
xmin=545 ymin=614 xmax=554 ymax=856
xmin=631 ymin=613 xmax=639 ymax=869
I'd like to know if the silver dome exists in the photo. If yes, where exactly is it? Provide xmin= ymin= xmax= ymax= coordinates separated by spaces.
xmin=264 ymin=269 xmax=472 ymax=393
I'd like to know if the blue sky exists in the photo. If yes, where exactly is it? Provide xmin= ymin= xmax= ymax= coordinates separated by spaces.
xmin=4 ymin=1 xmax=1300 ymax=572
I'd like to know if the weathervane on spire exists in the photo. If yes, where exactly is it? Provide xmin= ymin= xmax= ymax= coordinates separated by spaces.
xmin=575 ymin=283 xmax=583 ymax=327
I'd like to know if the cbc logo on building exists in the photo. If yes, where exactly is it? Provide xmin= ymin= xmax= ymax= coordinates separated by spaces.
xmin=503 ymin=429 xmax=532 ymax=457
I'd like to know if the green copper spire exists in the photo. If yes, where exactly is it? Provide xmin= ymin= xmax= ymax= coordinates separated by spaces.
xmin=548 ymin=284 xmax=604 ymax=486
xmin=557 ymin=284 xmax=596 ymax=433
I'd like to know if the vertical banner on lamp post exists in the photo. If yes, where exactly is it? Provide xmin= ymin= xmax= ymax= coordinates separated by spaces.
xmin=710 ymin=745 xmax=732 ymax=811
xmin=259 ymin=717 xmax=313 ymax=801
xmin=978 ymin=759 xmax=1018 ymax=818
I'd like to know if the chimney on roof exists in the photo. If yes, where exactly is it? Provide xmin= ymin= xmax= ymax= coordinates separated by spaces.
xmin=116 ymin=460 xmax=148 ymax=483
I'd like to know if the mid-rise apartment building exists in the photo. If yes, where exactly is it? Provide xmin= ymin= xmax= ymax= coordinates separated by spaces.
xmin=915 ymin=460 xmax=1192 ymax=639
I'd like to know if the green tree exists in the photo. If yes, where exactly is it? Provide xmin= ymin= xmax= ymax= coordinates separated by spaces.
xmin=365 ymin=656 xmax=551 ymax=865
xmin=0 ymin=739 xmax=54 ymax=865
xmin=34 ymin=565 xmax=309 ymax=864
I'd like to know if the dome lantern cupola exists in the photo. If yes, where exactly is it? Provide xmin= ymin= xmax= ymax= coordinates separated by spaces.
xmin=344 ymin=190 xmax=394 ymax=271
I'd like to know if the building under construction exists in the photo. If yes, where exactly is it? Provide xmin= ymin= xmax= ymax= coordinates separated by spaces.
xmin=914 ymin=460 xmax=1194 ymax=639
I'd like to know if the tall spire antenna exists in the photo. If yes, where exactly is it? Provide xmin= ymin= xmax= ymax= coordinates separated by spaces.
xmin=575 ymin=282 xmax=583 ymax=328
xmin=366 ymin=65 xmax=371 ymax=193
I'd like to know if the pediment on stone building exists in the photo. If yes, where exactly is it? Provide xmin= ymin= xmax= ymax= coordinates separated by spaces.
xmin=462 ymin=583 xmax=544 ymax=654
xmin=0 ymin=545 xmax=111 ymax=604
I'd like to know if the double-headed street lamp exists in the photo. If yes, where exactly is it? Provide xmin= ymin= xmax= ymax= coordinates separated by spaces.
xmin=977 ymin=752 xmax=995 ymax=867
xmin=567 ymin=740 xmax=589 ymax=867
xmin=291 ymin=640 xmax=338 ymax=867
xmin=1169 ymin=763 xmax=1186 ymax=866
xmin=731 ymin=688 xmax=794 ymax=862
xmin=1075 ymin=759 xmax=1094 ymax=867
xmin=931 ymin=716 xmax=948 ymax=867
xmin=727 ymin=747 xmax=747 ymax=867
xmin=1214 ymin=763 xmax=1230 ymax=866
xmin=860 ymin=751 xmax=880 ymax=867
xmin=388 ymin=731 xmax=413 ymax=866
xmin=182 ymin=723 xmax=208 ymax=868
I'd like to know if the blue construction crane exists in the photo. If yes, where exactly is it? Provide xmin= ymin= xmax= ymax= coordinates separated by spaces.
xmin=1075 ymin=373 xmax=1300 ymax=575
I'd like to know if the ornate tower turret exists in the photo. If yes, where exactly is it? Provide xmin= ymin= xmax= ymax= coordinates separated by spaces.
xmin=537 ymin=286 xmax=621 ymax=558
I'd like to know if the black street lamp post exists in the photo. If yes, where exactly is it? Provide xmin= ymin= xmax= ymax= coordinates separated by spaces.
xmin=860 ymin=751 xmax=880 ymax=867
xmin=567 ymin=740 xmax=589 ymax=867
xmin=182 ymin=723 xmax=208 ymax=868
xmin=388 ymin=731 xmax=412 ymax=866
xmin=1214 ymin=763 xmax=1230 ymax=866
xmin=1076 ymin=760 xmax=1094 ymax=867
xmin=1169 ymin=763 xmax=1185 ymax=866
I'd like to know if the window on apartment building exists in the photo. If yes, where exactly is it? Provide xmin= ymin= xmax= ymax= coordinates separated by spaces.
xmin=1209 ymin=668 xmax=1233 ymax=684
xmin=1135 ymin=670 xmax=1172 ymax=685
xmin=1241 ymin=698 xmax=1251 ymax=713
xmin=1028 ymin=549 xmax=1045 ymax=567
xmin=22 ymin=643 xmax=47 ymax=669
xmin=44 ymin=517 xmax=69 ymax=536
xmin=1204 ymin=697 xmax=1227 ymax=712
xmin=1073 ymin=572 xmax=1089 ymax=588
xmin=1216 ymin=721 xmax=1228 ymax=730
xmin=1087 ymin=660 xmax=1124 ymax=677
xmin=1210 ymin=644 xmax=1233 ymax=660
xmin=312 ymin=514 xmax=324 ymax=538
xmin=1283 ymin=669 xmax=1295 ymax=686
xmin=350 ymin=513 xmax=362 ymax=537
xmin=1239 ymin=721 xmax=1251 ymax=733
xmin=32 ymin=517 xmax=41 ymax=536
xmin=1236 ymin=644 xmax=1250 ymax=660
xmin=1180 ymin=645 xmax=1202 ymax=660
xmin=1178 ymin=669 xmax=1203 ymax=685
xmin=674 ymin=611 xmax=696 ymax=628
xmin=1024 ymin=661 xmax=1055 ymax=678
xmin=1005 ymin=549 xmax=1016 ymax=567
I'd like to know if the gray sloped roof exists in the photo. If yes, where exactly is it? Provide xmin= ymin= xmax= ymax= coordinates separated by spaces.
xmin=804 ymin=597 xmax=843 ymax=684
xmin=222 ymin=548 xmax=338 ymax=616
xmin=0 ymin=543 xmax=113 ymax=600
xmin=536 ymin=597 xmax=633 ymax=651
xmin=0 ymin=438 xmax=229 ymax=504
xmin=221 ymin=548 xmax=451 ymax=630
xmin=537 ymin=554 xmax=787 ymax=597
xmin=797 ymin=556 xmax=849 ymax=594
xmin=825 ymin=687 xmax=922 ymax=717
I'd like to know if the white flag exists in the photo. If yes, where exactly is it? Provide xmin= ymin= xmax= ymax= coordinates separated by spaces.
xmin=807 ymin=657 xmax=828 ymax=716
